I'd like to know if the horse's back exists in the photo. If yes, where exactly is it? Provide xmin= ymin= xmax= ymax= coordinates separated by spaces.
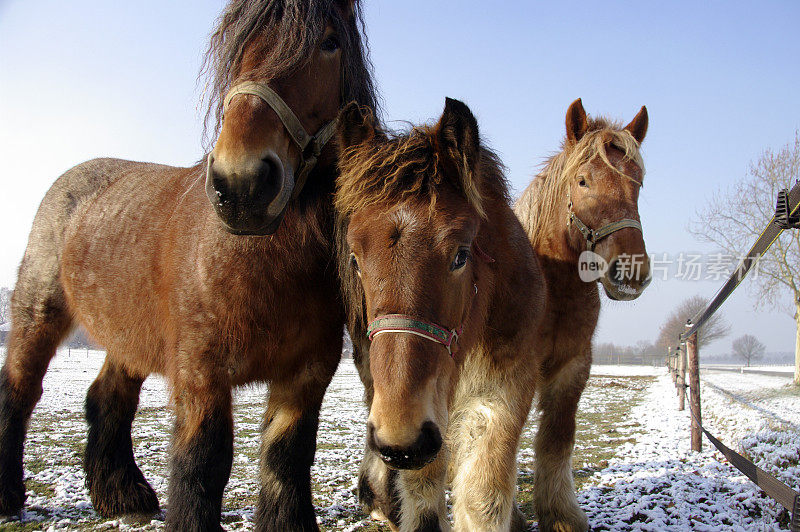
xmin=12 ymin=159 xmax=151 ymax=330
xmin=18 ymin=158 xmax=170 ymax=270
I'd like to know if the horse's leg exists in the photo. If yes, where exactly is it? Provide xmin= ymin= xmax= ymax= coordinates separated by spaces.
xmin=533 ymin=355 xmax=590 ymax=532
xmin=164 ymin=360 xmax=233 ymax=531
xmin=84 ymin=358 xmax=158 ymax=516
xmin=393 ymin=454 xmax=449 ymax=532
xmin=449 ymin=359 xmax=534 ymax=532
xmin=0 ymin=270 xmax=73 ymax=514
xmin=358 ymin=444 xmax=402 ymax=528
xmin=254 ymin=369 xmax=335 ymax=532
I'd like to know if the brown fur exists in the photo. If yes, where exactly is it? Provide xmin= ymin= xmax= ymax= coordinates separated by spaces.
xmin=513 ymin=99 xmax=650 ymax=532
xmin=337 ymin=99 xmax=545 ymax=532
xmin=0 ymin=1 xmax=376 ymax=529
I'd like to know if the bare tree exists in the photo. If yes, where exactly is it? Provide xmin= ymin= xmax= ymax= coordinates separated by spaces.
xmin=731 ymin=334 xmax=766 ymax=367
xmin=657 ymin=295 xmax=730 ymax=351
xmin=0 ymin=287 xmax=11 ymax=325
xmin=690 ymin=132 xmax=800 ymax=384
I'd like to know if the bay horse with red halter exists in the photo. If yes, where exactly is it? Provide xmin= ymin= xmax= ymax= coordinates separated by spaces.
xmin=0 ymin=0 xmax=376 ymax=529
xmin=335 ymin=99 xmax=545 ymax=532
xmin=513 ymin=99 xmax=650 ymax=531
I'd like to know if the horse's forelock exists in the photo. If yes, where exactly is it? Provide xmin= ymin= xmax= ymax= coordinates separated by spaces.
xmin=335 ymin=126 xmax=501 ymax=221
xmin=199 ymin=0 xmax=377 ymax=149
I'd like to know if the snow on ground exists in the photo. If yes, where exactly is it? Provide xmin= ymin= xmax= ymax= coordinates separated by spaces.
xmin=0 ymin=348 xmax=797 ymax=530
xmin=577 ymin=369 xmax=799 ymax=531
xmin=591 ymin=365 xmax=665 ymax=377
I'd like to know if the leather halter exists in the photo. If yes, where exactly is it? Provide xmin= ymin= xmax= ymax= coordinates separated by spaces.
xmin=365 ymin=244 xmax=494 ymax=357
xmin=221 ymin=80 xmax=339 ymax=200
xmin=567 ymin=191 xmax=642 ymax=251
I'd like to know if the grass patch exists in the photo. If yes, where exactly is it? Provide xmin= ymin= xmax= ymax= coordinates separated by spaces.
xmin=4 ymin=369 xmax=652 ymax=531
xmin=25 ymin=479 xmax=56 ymax=499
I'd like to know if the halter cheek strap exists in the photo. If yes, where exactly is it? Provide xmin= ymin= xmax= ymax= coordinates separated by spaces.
xmin=222 ymin=80 xmax=339 ymax=201
xmin=567 ymin=192 xmax=642 ymax=251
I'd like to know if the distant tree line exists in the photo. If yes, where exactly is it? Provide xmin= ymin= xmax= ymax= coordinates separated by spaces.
xmin=0 ymin=287 xmax=10 ymax=325
xmin=593 ymin=340 xmax=664 ymax=365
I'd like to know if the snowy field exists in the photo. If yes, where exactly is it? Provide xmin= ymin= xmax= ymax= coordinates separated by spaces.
xmin=0 ymin=348 xmax=797 ymax=531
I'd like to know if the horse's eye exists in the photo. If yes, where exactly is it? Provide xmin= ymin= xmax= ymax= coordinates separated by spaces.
xmin=349 ymin=253 xmax=360 ymax=273
xmin=451 ymin=248 xmax=471 ymax=271
xmin=578 ymin=176 xmax=588 ymax=188
xmin=320 ymin=35 xmax=340 ymax=52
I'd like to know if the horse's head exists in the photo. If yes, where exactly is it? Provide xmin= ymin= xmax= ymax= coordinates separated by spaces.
xmin=337 ymin=99 xmax=487 ymax=470
xmin=562 ymin=99 xmax=650 ymax=300
xmin=204 ymin=0 xmax=373 ymax=235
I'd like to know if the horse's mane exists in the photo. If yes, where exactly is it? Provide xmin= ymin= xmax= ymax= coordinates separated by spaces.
xmin=335 ymin=125 xmax=508 ymax=220
xmin=199 ymin=0 xmax=378 ymax=147
xmin=515 ymin=117 xmax=644 ymax=248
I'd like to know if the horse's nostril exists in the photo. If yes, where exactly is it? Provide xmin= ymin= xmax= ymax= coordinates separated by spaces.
xmin=243 ymin=156 xmax=281 ymax=206
xmin=211 ymin=173 xmax=231 ymax=205
xmin=608 ymin=259 xmax=623 ymax=286
xmin=419 ymin=421 xmax=442 ymax=458
xmin=370 ymin=421 xmax=442 ymax=470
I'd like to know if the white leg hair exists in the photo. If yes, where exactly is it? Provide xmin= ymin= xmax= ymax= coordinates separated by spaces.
xmin=397 ymin=452 xmax=450 ymax=532
xmin=448 ymin=351 xmax=535 ymax=532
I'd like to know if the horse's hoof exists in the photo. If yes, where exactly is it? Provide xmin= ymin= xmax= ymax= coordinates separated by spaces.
xmin=370 ymin=509 xmax=388 ymax=521
xmin=537 ymin=513 xmax=589 ymax=532
xmin=90 ymin=477 xmax=159 ymax=517
xmin=119 ymin=510 xmax=164 ymax=526
xmin=0 ymin=481 xmax=26 ymax=516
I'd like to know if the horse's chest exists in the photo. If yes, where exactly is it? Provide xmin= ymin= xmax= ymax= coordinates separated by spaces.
xmin=195 ymin=241 xmax=343 ymax=380
xmin=538 ymin=283 xmax=599 ymax=364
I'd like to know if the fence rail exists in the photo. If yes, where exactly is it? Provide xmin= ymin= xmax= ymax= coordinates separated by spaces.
xmin=667 ymin=182 xmax=800 ymax=531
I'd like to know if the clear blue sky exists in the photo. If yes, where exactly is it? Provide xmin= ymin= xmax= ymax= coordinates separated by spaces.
xmin=1 ymin=1 xmax=799 ymax=355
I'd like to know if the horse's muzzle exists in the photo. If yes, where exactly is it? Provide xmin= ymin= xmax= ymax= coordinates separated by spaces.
xmin=205 ymin=151 xmax=291 ymax=235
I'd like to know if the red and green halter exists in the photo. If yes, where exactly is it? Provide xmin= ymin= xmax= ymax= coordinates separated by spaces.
xmin=364 ymin=243 xmax=493 ymax=357
xmin=367 ymin=314 xmax=464 ymax=357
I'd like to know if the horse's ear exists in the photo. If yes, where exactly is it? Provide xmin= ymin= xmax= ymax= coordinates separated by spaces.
xmin=436 ymin=97 xmax=480 ymax=180
xmin=337 ymin=101 xmax=377 ymax=150
xmin=624 ymin=106 xmax=648 ymax=144
xmin=565 ymin=98 xmax=588 ymax=145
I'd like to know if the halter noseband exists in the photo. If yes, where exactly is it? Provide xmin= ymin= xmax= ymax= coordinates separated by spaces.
xmin=367 ymin=314 xmax=465 ymax=357
xmin=220 ymin=80 xmax=339 ymax=201
xmin=365 ymin=243 xmax=494 ymax=358
xmin=567 ymin=191 xmax=642 ymax=251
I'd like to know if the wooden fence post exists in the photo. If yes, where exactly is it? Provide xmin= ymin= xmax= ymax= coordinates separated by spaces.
xmin=678 ymin=347 xmax=686 ymax=411
xmin=670 ymin=351 xmax=677 ymax=383
xmin=687 ymin=333 xmax=701 ymax=452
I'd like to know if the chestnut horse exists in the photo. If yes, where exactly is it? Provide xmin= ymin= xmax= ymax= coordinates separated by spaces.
xmin=513 ymin=99 xmax=650 ymax=531
xmin=335 ymin=99 xmax=545 ymax=531
xmin=0 ymin=0 xmax=376 ymax=529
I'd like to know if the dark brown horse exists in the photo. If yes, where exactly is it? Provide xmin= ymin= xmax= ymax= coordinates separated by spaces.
xmin=514 ymin=99 xmax=650 ymax=531
xmin=0 ymin=1 xmax=376 ymax=529
xmin=335 ymin=99 xmax=545 ymax=531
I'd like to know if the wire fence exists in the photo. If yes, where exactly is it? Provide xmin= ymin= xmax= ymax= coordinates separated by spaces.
xmin=666 ymin=182 xmax=800 ymax=531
